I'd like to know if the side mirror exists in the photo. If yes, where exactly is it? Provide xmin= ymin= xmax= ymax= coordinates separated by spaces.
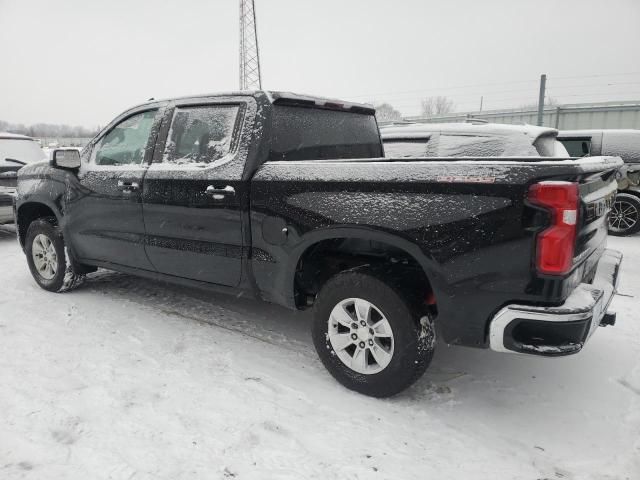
xmin=51 ymin=149 xmax=81 ymax=169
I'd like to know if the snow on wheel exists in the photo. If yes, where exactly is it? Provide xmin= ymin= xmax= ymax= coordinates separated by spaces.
xmin=25 ymin=217 xmax=85 ymax=293
xmin=312 ymin=266 xmax=435 ymax=398
xmin=609 ymin=192 xmax=640 ymax=236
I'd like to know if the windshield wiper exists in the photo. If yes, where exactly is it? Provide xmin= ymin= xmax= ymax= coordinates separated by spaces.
xmin=4 ymin=158 xmax=27 ymax=166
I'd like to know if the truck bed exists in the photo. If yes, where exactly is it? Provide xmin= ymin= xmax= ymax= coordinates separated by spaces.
xmin=250 ymin=155 xmax=622 ymax=347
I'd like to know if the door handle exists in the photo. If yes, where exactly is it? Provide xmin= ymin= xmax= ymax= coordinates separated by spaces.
xmin=205 ymin=185 xmax=235 ymax=199
xmin=117 ymin=180 xmax=139 ymax=193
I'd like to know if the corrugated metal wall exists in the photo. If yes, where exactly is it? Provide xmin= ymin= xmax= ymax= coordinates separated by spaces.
xmin=404 ymin=100 xmax=640 ymax=129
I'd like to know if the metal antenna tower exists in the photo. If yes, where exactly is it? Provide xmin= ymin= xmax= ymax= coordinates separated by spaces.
xmin=239 ymin=0 xmax=262 ymax=90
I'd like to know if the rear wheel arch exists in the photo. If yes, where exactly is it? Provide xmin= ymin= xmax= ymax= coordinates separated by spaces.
xmin=290 ymin=228 xmax=439 ymax=310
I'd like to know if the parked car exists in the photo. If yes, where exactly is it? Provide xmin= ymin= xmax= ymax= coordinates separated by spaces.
xmin=381 ymin=121 xmax=571 ymax=158
xmin=0 ymin=132 xmax=46 ymax=224
xmin=14 ymin=92 xmax=623 ymax=397
xmin=557 ymin=129 xmax=640 ymax=236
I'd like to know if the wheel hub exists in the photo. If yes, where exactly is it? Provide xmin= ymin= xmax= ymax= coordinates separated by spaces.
xmin=356 ymin=325 xmax=370 ymax=342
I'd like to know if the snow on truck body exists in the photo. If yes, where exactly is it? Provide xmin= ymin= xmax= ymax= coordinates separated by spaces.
xmin=14 ymin=91 xmax=623 ymax=396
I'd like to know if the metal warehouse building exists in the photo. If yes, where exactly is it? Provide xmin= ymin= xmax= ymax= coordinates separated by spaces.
xmin=404 ymin=100 xmax=640 ymax=129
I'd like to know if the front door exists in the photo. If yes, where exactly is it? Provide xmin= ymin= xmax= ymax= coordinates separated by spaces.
xmin=65 ymin=108 xmax=161 ymax=270
xmin=142 ymin=101 xmax=245 ymax=286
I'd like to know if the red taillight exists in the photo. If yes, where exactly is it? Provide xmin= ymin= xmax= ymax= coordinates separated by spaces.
xmin=528 ymin=181 xmax=579 ymax=275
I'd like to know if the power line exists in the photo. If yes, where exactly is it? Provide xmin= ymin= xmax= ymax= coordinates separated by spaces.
xmin=343 ymin=79 xmax=539 ymax=99
xmin=552 ymin=71 xmax=640 ymax=81
xmin=359 ymin=81 xmax=640 ymax=105
xmin=343 ymin=71 xmax=640 ymax=101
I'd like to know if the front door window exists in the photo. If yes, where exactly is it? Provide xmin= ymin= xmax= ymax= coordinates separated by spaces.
xmin=91 ymin=110 xmax=158 ymax=166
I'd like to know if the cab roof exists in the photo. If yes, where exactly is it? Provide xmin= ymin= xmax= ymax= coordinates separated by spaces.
xmin=131 ymin=91 xmax=375 ymax=115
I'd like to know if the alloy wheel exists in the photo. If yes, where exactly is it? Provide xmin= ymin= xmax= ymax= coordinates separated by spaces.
xmin=327 ymin=298 xmax=394 ymax=374
xmin=610 ymin=199 xmax=639 ymax=234
xmin=31 ymin=233 xmax=58 ymax=280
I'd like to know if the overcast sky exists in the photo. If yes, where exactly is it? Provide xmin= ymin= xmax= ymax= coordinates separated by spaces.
xmin=1 ymin=0 xmax=639 ymax=127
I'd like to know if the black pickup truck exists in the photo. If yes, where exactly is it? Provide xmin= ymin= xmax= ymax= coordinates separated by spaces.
xmin=14 ymin=91 xmax=623 ymax=397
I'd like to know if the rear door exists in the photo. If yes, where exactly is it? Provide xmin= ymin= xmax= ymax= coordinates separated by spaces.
xmin=142 ymin=98 xmax=247 ymax=286
xmin=65 ymin=107 xmax=162 ymax=270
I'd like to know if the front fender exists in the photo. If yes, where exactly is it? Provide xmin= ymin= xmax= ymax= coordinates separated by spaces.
xmin=15 ymin=163 xmax=72 ymax=246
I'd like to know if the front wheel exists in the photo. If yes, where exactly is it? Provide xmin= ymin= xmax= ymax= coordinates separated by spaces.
xmin=312 ymin=267 xmax=435 ymax=397
xmin=609 ymin=192 xmax=640 ymax=236
xmin=25 ymin=217 xmax=85 ymax=292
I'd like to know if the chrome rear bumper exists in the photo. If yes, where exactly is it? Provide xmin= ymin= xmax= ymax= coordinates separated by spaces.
xmin=489 ymin=249 xmax=622 ymax=356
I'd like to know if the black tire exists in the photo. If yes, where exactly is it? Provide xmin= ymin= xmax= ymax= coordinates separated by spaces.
xmin=609 ymin=192 xmax=640 ymax=236
xmin=312 ymin=266 xmax=435 ymax=397
xmin=25 ymin=217 xmax=85 ymax=292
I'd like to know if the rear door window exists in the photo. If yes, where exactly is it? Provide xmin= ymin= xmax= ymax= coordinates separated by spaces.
xmin=269 ymin=106 xmax=383 ymax=161
xmin=161 ymin=105 xmax=241 ymax=167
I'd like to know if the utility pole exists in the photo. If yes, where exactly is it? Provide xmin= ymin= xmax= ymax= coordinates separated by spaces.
xmin=239 ymin=0 xmax=262 ymax=90
xmin=537 ymin=74 xmax=547 ymax=126
xmin=479 ymin=96 xmax=483 ymax=112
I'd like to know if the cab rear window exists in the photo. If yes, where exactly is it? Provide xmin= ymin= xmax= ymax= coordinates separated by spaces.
xmin=269 ymin=106 xmax=383 ymax=161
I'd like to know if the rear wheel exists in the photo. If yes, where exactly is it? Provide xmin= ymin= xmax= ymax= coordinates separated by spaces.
xmin=609 ymin=192 xmax=640 ymax=236
xmin=25 ymin=217 xmax=85 ymax=292
xmin=312 ymin=267 xmax=435 ymax=397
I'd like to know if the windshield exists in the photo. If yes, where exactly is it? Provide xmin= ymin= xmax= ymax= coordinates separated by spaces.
xmin=433 ymin=134 xmax=539 ymax=157
xmin=383 ymin=140 xmax=429 ymax=158
xmin=384 ymin=133 xmax=541 ymax=158
xmin=0 ymin=138 xmax=46 ymax=166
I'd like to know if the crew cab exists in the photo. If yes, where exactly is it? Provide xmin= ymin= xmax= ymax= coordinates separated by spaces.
xmin=14 ymin=91 xmax=623 ymax=397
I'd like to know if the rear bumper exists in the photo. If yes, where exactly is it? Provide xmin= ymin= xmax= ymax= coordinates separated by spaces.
xmin=489 ymin=249 xmax=622 ymax=356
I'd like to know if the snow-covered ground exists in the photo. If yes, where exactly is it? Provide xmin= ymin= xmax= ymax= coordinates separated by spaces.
xmin=0 ymin=224 xmax=638 ymax=480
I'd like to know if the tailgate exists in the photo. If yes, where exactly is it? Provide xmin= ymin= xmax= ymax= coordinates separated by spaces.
xmin=573 ymin=167 xmax=618 ymax=282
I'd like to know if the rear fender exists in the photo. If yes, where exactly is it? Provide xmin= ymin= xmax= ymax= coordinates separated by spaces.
xmin=285 ymin=226 xmax=444 ymax=306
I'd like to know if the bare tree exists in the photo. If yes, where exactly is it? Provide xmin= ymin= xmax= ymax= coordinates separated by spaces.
xmin=0 ymin=120 xmax=99 ymax=138
xmin=421 ymin=96 xmax=455 ymax=117
xmin=373 ymin=103 xmax=402 ymax=122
